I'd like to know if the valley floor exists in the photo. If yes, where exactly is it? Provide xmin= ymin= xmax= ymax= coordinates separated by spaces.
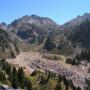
xmin=7 ymin=52 xmax=90 ymax=90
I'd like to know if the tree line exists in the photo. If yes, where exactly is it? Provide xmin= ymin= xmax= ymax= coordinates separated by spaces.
xmin=0 ymin=59 xmax=32 ymax=90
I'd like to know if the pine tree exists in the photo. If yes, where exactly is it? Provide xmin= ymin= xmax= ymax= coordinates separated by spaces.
xmin=65 ymin=79 xmax=69 ymax=90
xmin=86 ymin=79 xmax=90 ymax=90
xmin=25 ymin=78 xmax=33 ymax=90
xmin=0 ymin=71 xmax=6 ymax=83
xmin=55 ymin=83 xmax=62 ymax=90
xmin=63 ymin=76 xmax=66 ymax=85
xmin=58 ymin=74 xmax=62 ymax=83
xmin=12 ymin=67 xmax=18 ymax=89
xmin=10 ymin=51 xmax=16 ymax=58
xmin=18 ymin=67 xmax=25 ymax=88
xmin=72 ymin=85 xmax=77 ymax=90
xmin=77 ymin=86 xmax=81 ymax=90
xmin=46 ymin=71 xmax=50 ymax=82
xmin=5 ymin=64 xmax=11 ymax=75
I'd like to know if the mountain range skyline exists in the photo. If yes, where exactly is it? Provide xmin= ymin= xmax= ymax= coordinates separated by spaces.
xmin=0 ymin=12 xmax=90 ymax=25
xmin=0 ymin=0 xmax=90 ymax=24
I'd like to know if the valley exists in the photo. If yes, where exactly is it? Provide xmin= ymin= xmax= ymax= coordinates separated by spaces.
xmin=7 ymin=52 xmax=90 ymax=90
xmin=0 ymin=12 xmax=90 ymax=90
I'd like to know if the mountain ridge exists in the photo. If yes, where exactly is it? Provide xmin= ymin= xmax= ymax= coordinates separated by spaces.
xmin=0 ymin=12 xmax=90 ymax=55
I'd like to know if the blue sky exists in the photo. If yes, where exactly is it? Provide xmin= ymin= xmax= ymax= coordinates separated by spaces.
xmin=0 ymin=0 xmax=90 ymax=24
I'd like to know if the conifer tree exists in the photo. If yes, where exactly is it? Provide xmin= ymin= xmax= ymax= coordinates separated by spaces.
xmin=55 ymin=83 xmax=62 ymax=90
xmin=18 ymin=67 xmax=25 ymax=88
xmin=12 ymin=67 xmax=18 ymax=89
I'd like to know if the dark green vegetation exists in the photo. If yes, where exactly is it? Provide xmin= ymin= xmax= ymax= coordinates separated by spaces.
xmin=44 ymin=36 xmax=56 ymax=51
xmin=29 ymin=70 xmax=82 ymax=90
xmin=66 ymin=57 xmax=80 ymax=65
xmin=86 ymin=79 xmax=90 ymax=90
xmin=0 ymin=59 xmax=32 ymax=90
xmin=67 ymin=19 xmax=90 ymax=49
xmin=66 ymin=50 xmax=90 ymax=65
xmin=75 ymin=50 xmax=90 ymax=62
xmin=0 ymin=58 xmax=83 ymax=90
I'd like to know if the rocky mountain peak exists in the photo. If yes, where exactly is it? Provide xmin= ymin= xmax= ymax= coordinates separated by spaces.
xmin=10 ymin=15 xmax=57 ymax=28
xmin=31 ymin=15 xmax=40 ymax=18
xmin=0 ymin=22 xmax=7 ymax=30
xmin=64 ymin=12 xmax=90 ymax=29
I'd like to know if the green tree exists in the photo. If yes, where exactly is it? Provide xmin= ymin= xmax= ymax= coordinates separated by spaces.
xmin=25 ymin=78 xmax=33 ymax=90
xmin=72 ymin=85 xmax=77 ymax=90
xmin=58 ymin=74 xmax=62 ymax=83
xmin=55 ymin=83 xmax=62 ymax=90
xmin=12 ymin=67 xmax=18 ymax=89
xmin=5 ymin=64 xmax=11 ymax=75
xmin=63 ymin=76 xmax=66 ymax=85
xmin=0 ymin=71 xmax=6 ymax=83
xmin=10 ymin=51 xmax=16 ymax=58
xmin=65 ymin=79 xmax=69 ymax=90
xmin=44 ymin=36 xmax=56 ymax=51
xmin=18 ymin=67 xmax=25 ymax=88
xmin=77 ymin=86 xmax=81 ymax=90
xmin=86 ymin=79 xmax=90 ymax=90
xmin=46 ymin=71 xmax=50 ymax=82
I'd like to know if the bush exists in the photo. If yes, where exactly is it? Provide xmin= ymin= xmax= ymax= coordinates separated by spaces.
xmin=44 ymin=36 xmax=56 ymax=51
xmin=66 ymin=57 xmax=73 ymax=64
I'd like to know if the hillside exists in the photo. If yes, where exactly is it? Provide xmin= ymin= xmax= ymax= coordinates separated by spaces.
xmin=44 ymin=13 xmax=90 ymax=55
xmin=67 ymin=19 xmax=90 ymax=48
xmin=5 ymin=15 xmax=59 ymax=51
xmin=1 ymin=13 xmax=90 ymax=55
xmin=63 ymin=13 xmax=90 ymax=30
xmin=0 ymin=28 xmax=19 ymax=59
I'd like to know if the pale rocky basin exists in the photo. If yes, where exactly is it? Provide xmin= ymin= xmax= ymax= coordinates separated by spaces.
xmin=7 ymin=52 xmax=90 ymax=90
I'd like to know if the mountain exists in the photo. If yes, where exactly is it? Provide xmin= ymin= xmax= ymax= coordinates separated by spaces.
xmin=9 ymin=15 xmax=57 ymax=28
xmin=0 ymin=28 xmax=19 ymax=59
xmin=0 ymin=13 xmax=90 ymax=90
xmin=1 ymin=13 xmax=90 ymax=55
xmin=43 ymin=29 xmax=74 ymax=55
xmin=7 ymin=15 xmax=59 ymax=51
xmin=62 ymin=13 xmax=90 ymax=49
xmin=63 ymin=13 xmax=90 ymax=30
xmin=0 ymin=22 xmax=7 ymax=30
xmin=67 ymin=19 xmax=90 ymax=49
xmin=44 ymin=13 xmax=90 ymax=55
